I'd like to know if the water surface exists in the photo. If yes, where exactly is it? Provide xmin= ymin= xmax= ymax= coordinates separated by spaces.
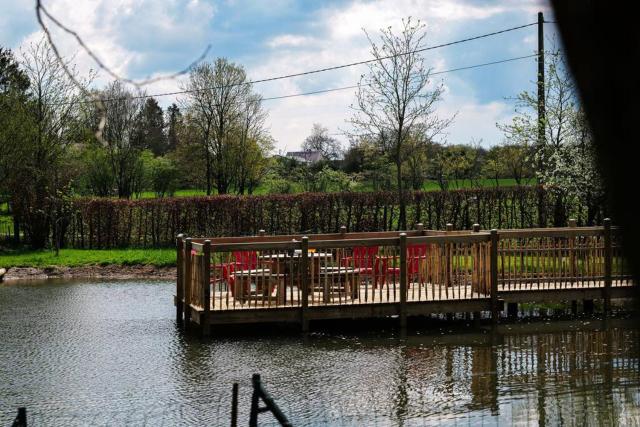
xmin=1 ymin=279 xmax=638 ymax=426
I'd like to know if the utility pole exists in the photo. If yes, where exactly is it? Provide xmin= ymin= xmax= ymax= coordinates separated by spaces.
xmin=537 ymin=11 xmax=546 ymax=227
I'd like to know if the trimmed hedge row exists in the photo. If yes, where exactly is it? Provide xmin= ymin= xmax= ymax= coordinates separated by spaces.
xmin=61 ymin=186 xmax=606 ymax=248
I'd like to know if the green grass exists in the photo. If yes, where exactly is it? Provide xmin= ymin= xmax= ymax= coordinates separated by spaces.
xmin=130 ymin=178 xmax=537 ymax=199
xmin=421 ymin=178 xmax=536 ymax=191
xmin=0 ymin=248 xmax=176 ymax=268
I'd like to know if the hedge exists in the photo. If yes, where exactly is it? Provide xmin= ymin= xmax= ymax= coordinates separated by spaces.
xmin=61 ymin=186 xmax=606 ymax=248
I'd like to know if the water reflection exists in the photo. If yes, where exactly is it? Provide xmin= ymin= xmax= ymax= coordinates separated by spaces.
xmin=1 ymin=279 xmax=639 ymax=426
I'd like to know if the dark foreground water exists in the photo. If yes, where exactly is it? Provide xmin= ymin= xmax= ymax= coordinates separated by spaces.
xmin=1 ymin=279 xmax=639 ymax=426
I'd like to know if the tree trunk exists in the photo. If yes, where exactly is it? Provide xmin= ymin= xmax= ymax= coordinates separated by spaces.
xmin=205 ymin=148 xmax=212 ymax=196
xmin=396 ymin=159 xmax=407 ymax=230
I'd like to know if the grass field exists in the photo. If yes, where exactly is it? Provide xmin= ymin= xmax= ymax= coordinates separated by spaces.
xmin=0 ymin=248 xmax=176 ymax=268
xmin=131 ymin=178 xmax=536 ymax=199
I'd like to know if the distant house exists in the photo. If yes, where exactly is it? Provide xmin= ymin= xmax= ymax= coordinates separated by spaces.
xmin=285 ymin=150 xmax=324 ymax=164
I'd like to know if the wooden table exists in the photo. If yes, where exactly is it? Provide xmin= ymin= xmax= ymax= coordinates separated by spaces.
xmin=232 ymin=269 xmax=285 ymax=302
xmin=313 ymin=267 xmax=360 ymax=302
xmin=258 ymin=252 xmax=333 ymax=304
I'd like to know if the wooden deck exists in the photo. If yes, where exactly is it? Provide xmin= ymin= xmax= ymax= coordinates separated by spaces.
xmin=174 ymin=220 xmax=637 ymax=334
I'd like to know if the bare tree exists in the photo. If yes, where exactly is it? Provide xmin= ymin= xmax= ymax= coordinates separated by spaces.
xmin=92 ymin=81 xmax=146 ymax=198
xmin=182 ymin=58 xmax=251 ymax=195
xmin=233 ymin=93 xmax=271 ymax=194
xmin=302 ymin=123 xmax=341 ymax=160
xmin=349 ymin=18 xmax=452 ymax=229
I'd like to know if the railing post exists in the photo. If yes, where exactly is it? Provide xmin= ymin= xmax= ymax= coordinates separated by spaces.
xmin=416 ymin=223 xmax=424 ymax=235
xmin=567 ymin=219 xmax=578 ymax=313
xmin=399 ymin=232 xmax=408 ymax=329
xmin=445 ymin=223 xmax=453 ymax=288
xmin=184 ymin=237 xmax=192 ymax=326
xmin=569 ymin=219 xmax=576 ymax=287
xmin=472 ymin=224 xmax=481 ymax=322
xmin=340 ymin=225 xmax=347 ymax=236
xmin=490 ymin=229 xmax=499 ymax=324
xmin=301 ymin=236 xmax=310 ymax=332
xmin=603 ymin=218 xmax=612 ymax=313
xmin=202 ymin=240 xmax=211 ymax=337
xmin=176 ymin=234 xmax=184 ymax=324
xmin=258 ymin=229 xmax=265 ymax=237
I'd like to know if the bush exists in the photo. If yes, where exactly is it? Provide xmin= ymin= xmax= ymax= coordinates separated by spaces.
xmin=145 ymin=155 xmax=179 ymax=198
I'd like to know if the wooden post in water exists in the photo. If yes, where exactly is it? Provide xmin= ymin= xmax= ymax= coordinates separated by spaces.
xmin=490 ymin=229 xmax=499 ymax=324
xmin=176 ymin=234 xmax=184 ymax=324
xmin=399 ymin=232 xmax=408 ymax=329
xmin=231 ymin=383 xmax=239 ymax=427
xmin=13 ymin=407 xmax=26 ymax=427
xmin=184 ymin=237 xmax=192 ymax=326
xmin=301 ymin=236 xmax=310 ymax=332
xmin=603 ymin=218 xmax=612 ymax=314
xmin=202 ymin=240 xmax=211 ymax=337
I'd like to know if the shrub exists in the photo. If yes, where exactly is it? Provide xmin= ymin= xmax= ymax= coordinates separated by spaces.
xmin=60 ymin=186 xmax=608 ymax=248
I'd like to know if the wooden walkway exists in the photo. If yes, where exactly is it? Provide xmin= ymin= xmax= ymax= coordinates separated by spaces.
xmin=174 ymin=220 xmax=637 ymax=334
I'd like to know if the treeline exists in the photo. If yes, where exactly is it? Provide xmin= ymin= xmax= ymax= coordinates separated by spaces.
xmin=1 ymin=35 xmax=605 ymax=249
xmin=60 ymin=186 xmax=607 ymax=249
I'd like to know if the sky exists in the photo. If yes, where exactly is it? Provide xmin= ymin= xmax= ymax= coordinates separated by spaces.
xmin=1 ymin=0 xmax=557 ymax=153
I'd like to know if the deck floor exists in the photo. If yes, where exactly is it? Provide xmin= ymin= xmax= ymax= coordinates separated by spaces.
xmin=205 ymin=280 xmax=633 ymax=311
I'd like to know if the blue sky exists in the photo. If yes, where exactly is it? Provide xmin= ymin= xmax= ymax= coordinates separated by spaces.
xmin=1 ymin=0 xmax=557 ymax=152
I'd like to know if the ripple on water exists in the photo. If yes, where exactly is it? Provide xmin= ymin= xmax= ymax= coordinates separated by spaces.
xmin=1 ymin=279 xmax=639 ymax=426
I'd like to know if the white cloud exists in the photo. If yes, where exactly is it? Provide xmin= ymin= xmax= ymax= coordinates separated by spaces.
xmin=9 ymin=0 xmax=551 ymax=152
xmin=267 ymin=35 xmax=317 ymax=49
xmin=250 ymin=0 xmax=542 ymax=151
xmin=17 ymin=0 xmax=215 ymax=86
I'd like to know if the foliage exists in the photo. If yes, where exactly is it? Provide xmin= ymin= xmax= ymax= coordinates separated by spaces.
xmin=133 ymin=97 xmax=167 ymax=156
xmin=181 ymin=58 xmax=270 ymax=195
xmin=498 ymin=45 xmax=603 ymax=224
xmin=85 ymin=80 xmax=147 ymax=199
xmin=1 ymin=39 xmax=89 ymax=248
xmin=79 ymin=145 xmax=116 ymax=197
xmin=145 ymin=154 xmax=179 ymax=198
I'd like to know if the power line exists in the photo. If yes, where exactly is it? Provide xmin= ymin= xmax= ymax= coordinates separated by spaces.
xmin=258 ymin=53 xmax=538 ymax=103
xmin=51 ymin=53 xmax=538 ymax=107
xmin=51 ymin=22 xmax=538 ymax=106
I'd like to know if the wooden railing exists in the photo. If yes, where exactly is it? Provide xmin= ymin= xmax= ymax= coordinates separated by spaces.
xmin=176 ymin=219 xmax=635 ymax=332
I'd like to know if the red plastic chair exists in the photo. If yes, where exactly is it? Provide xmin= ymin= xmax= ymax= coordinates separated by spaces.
xmin=382 ymin=244 xmax=428 ymax=286
xmin=213 ymin=251 xmax=273 ymax=298
xmin=341 ymin=246 xmax=381 ymax=287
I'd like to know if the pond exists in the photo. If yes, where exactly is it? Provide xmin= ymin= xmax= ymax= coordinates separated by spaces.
xmin=1 ymin=279 xmax=639 ymax=426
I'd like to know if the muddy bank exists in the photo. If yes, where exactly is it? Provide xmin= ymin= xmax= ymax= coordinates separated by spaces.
xmin=1 ymin=265 xmax=176 ymax=281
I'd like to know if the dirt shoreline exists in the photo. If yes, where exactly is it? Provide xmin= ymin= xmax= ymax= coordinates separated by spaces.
xmin=1 ymin=265 xmax=176 ymax=281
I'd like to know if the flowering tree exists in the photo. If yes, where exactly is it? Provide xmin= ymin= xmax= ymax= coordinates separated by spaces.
xmin=499 ymin=46 xmax=604 ymax=224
